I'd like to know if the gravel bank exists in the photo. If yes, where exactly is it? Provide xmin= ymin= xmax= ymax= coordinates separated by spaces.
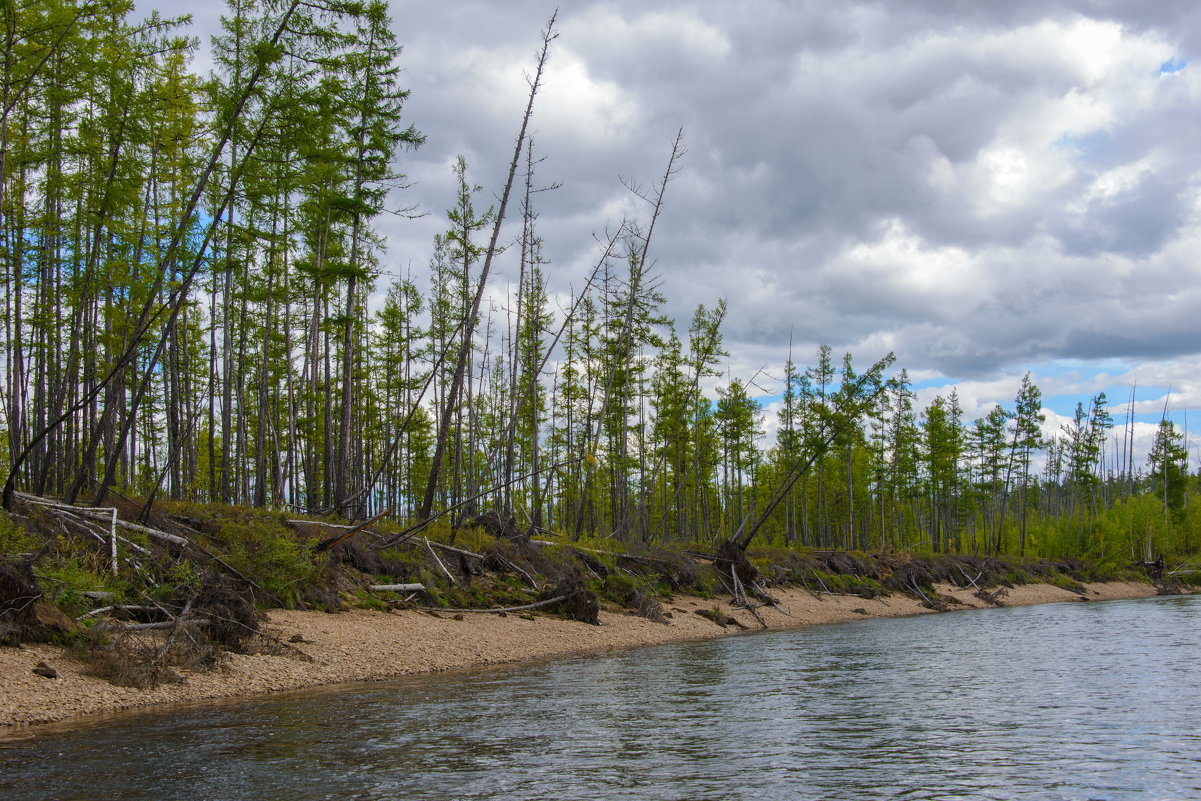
xmin=0 ymin=580 xmax=1160 ymax=732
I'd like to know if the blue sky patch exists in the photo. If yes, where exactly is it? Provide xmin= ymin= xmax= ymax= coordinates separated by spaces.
xmin=1051 ymin=131 xmax=1109 ymax=156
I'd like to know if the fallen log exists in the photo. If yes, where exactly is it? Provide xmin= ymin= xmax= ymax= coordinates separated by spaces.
xmin=369 ymin=583 xmax=425 ymax=592
xmin=908 ymin=576 xmax=947 ymax=610
xmin=956 ymin=565 xmax=983 ymax=590
xmin=46 ymin=507 xmax=153 ymax=556
xmin=311 ymin=509 xmax=391 ymax=555
xmin=76 ymin=605 xmax=161 ymax=621
xmin=30 ymin=497 xmax=188 ymax=548
xmin=101 ymin=619 xmax=212 ymax=632
xmin=414 ymin=595 xmax=569 ymax=615
xmin=426 ymin=540 xmax=486 ymax=560
xmin=425 ymin=538 xmax=457 ymax=586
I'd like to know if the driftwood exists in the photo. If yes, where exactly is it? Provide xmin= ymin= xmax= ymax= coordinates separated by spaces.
xmin=531 ymin=538 xmax=589 ymax=550
xmin=1167 ymin=556 xmax=1198 ymax=577
xmin=40 ymin=505 xmax=141 ymax=578
xmin=21 ymin=494 xmax=193 ymax=572
xmin=110 ymin=518 xmax=188 ymax=547
xmin=485 ymin=550 xmax=538 ymax=590
xmin=19 ymin=492 xmax=182 ymax=549
xmin=739 ymin=600 xmax=767 ymax=628
xmin=44 ymin=507 xmax=108 ymax=545
xmin=531 ymin=539 xmax=696 ymax=590
xmin=416 ymin=594 xmax=569 ymax=615
xmin=287 ymin=519 xmax=354 ymax=529
xmin=974 ymin=586 xmax=1009 ymax=607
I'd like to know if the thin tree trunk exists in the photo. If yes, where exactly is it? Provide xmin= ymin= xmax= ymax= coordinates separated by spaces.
xmin=419 ymin=13 xmax=557 ymax=522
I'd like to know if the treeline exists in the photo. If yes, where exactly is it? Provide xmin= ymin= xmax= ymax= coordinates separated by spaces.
xmin=1 ymin=1 xmax=1195 ymax=562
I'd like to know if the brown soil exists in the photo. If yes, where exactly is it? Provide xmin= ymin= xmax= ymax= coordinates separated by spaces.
xmin=0 ymin=580 xmax=1164 ymax=732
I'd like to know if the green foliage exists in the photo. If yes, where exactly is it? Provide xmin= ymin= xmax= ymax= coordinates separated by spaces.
xmin=806 ymin=570 xmax=885 ymax=597
xmin=0 ymin=513 xmax=39 ymax=555
xmin=219 ymin=521 xmax=320 ymax=609
xmin=163 ymin=559 xmax=203 ymax=593
xmin=37 ymin=553 xmax=130 ymax=620
xmin=352 ymin=590 xmax=389 ymax=612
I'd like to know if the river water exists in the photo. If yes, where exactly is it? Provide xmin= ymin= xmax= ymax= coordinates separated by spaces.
xmin=2 ymin=594 xmax=1199 ymax=800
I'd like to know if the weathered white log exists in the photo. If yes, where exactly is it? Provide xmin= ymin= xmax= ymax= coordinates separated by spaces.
xmin=310 ymin=509 xmax=391 ymax=555
xmin=17 ymin=491 xmax=256 ymax=587
xmin=415 ymin=595 xmax=569 ymax=614
xmin=46 ymin=508 xmax=107 ymax=545
xmin=29 ymin=496 xmax=185 ymax=548
xmin=76 ymin=605 xmax=160 ymax=621
xmin=369 ymin=583 xmax=425 ymax=592
xmin=113 ymin=619 xmax=210 ymax=631
xmin=531 ymin=539 xmax=619 ymax=557
xmin=286 ymin=519 xmax=356 ymax=529
xmin=111 ymin=518 xmax=189 ymax=547
xmin=425 ymin=538 xmax=457 ymax=586
xmin=425 ymin=540 xmax=486 ymax=560
xmin=45 ymin=507 xmax=149 ymax=563
xmin=108 ymin=507 xmax=118 ymax=576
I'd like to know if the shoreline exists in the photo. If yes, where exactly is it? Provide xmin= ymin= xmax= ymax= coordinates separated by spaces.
xmin=0 ymin=580 xmax=1165 ymax=733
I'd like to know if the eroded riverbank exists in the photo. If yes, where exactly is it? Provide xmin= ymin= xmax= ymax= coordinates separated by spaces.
xmin=0 ymin=580 xmax=1161 ymax=730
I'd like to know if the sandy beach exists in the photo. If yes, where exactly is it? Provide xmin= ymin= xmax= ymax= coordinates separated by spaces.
xmin=0 ymin=580 xmax=1161 ymax=732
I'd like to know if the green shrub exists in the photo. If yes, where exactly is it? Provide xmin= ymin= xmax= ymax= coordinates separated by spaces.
xmin=37 ymin=556 xmax=130 ymax=619
xmin=0 ymin=513 xmax=39 ymax=555
xmin=222 ymin=523 xmax=319 ymax=608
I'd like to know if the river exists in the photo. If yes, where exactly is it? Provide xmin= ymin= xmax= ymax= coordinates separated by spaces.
xmin=2 ymin=594 xmax=1198 ymax=800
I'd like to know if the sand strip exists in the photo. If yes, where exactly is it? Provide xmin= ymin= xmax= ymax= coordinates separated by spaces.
xmin=0 ymin=580 xmax=1163 ymax=731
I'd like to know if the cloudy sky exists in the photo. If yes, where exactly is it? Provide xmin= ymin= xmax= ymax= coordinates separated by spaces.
xmin=157 ymin=0 xmax=1201 ymax=465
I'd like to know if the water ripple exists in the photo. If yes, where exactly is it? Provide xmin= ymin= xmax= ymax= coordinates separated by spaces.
xmin=1 ymin=595 xmax=1199 ymax=801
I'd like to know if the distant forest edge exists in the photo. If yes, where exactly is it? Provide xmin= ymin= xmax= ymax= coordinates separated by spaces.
xmin=1 ymin=1 xmax=1196 ymax=564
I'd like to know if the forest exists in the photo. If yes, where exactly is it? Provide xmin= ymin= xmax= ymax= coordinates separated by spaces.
xmin=2 ymin=0 xmax=1197 ymax=567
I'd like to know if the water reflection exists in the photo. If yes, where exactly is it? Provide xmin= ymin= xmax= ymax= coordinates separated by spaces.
xmin=2 ymin=595 xmax=1199 ymax=800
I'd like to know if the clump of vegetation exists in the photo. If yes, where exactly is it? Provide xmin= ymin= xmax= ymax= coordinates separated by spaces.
xmin=596 ymin=570 xmax=665 ymax=623
xmin=0 ymin=514 xmax=39 ymax=555
xmin=1045 ymin=571 xmax=1087 ymax=595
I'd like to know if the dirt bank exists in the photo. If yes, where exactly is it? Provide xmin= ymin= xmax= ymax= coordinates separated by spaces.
xmin=0 ymin=580 xmax=1163 ymax=731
